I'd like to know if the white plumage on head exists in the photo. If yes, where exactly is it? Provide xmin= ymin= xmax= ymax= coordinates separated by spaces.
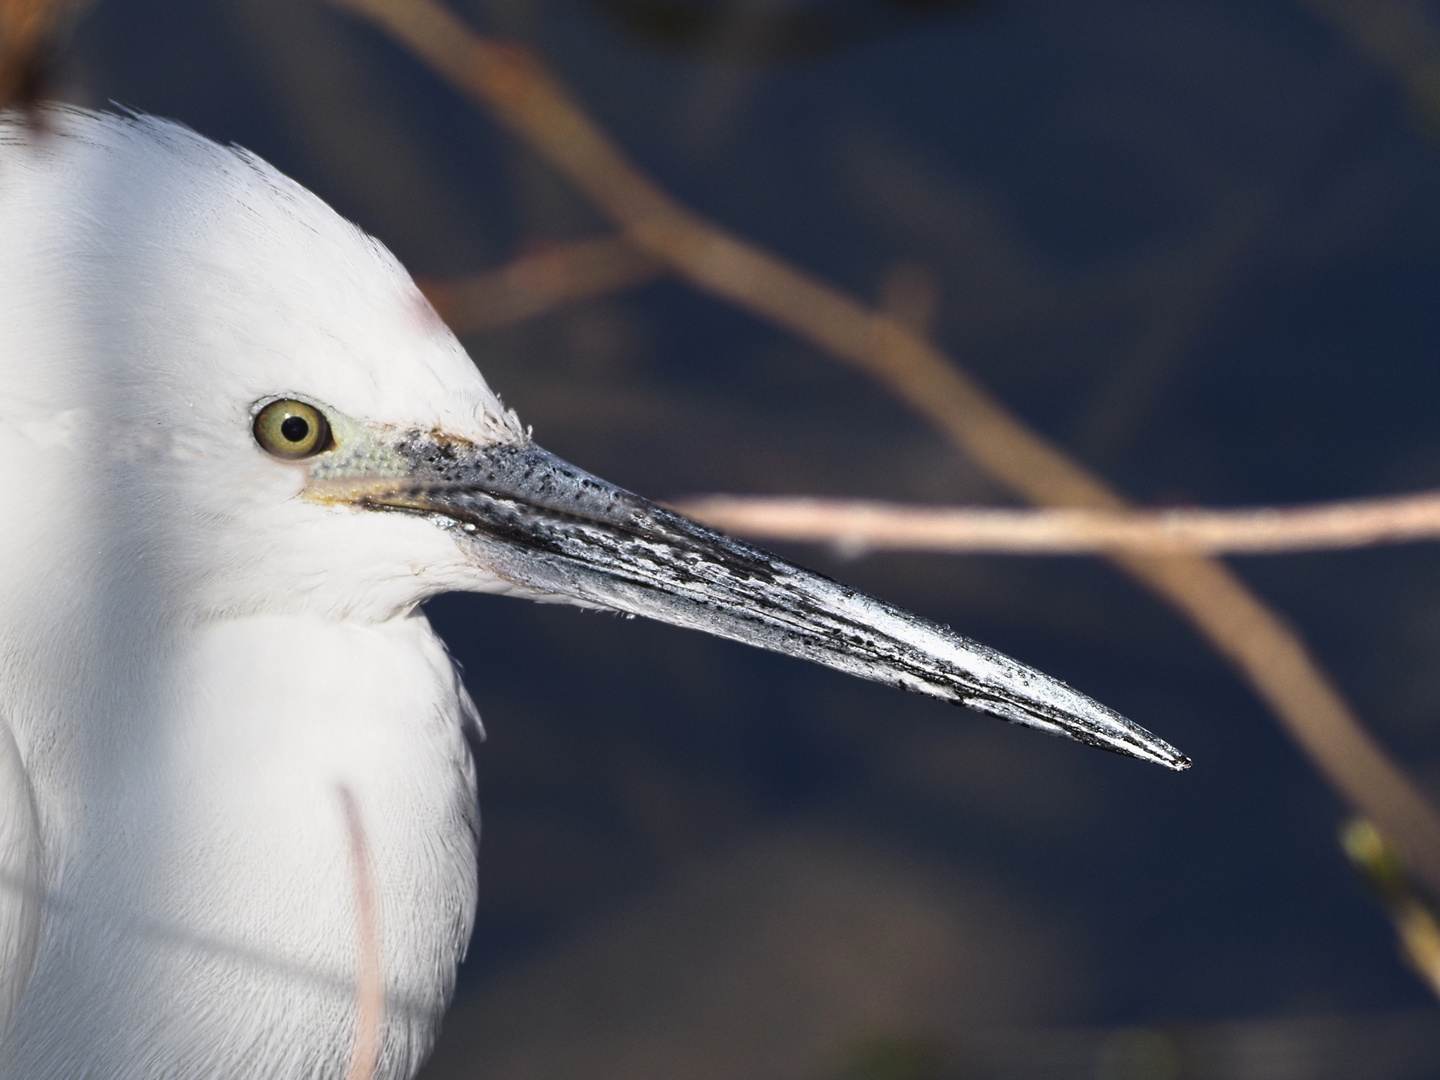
xmin=0 ymin=105 xmax=1185 ymax=1080
xmin=0 ymin=108 xmax=493 ymax=1080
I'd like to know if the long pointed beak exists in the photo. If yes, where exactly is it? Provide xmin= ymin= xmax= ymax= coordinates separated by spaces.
xmin=357 ymin=438 xmax=1189 ymax=771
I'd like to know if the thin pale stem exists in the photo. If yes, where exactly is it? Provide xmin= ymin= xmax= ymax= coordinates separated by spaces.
xmin=338 ymin=785 xmax=384 ymax=1080
xmin=674 ymin=490 xmax=1440 ymax=556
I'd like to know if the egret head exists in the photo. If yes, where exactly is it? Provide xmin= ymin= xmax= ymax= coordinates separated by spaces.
xmin=1 ymin=107 xmax=1189 ymax=771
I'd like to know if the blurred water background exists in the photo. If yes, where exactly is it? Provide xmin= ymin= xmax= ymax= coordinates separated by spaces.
xmin=43 ymin=0 xmax=1440 ymax=1075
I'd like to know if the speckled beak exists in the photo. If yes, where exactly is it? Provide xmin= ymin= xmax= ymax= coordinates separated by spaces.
xmin=356 ymin=436 xmax=1190 ymax=771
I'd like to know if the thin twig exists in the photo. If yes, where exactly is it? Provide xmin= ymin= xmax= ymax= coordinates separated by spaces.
xmin=326 ymin=0 xmax=1440 ymax=902
xmin=338 ymin=784 xmax=384 ymax=1080
xmin=673 ymin=490 xmax=1440 ymax=556
xmin=419 ymin=235 xmax=663 ymax=335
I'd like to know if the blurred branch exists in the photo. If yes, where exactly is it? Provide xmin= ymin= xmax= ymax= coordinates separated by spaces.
xmin=326 ymin=0 xmax=1440 ymax=903
xmin=220 ymin=0 xmax=492 ymax=265
xmin=0 ymin=0 xmax=71 ymax=107
xmin=674 ymin=489 xmax=1440 ymax=556
xmin=338 ymin=785 xmax=384 ymax=1080
xmin=1301 ymin=0 xmax=1440 ymax=132
xmin=832 ymin=1033 xmax=947 ymax=1080
xmin=1342 ymin=819 xmax=1440 ymax=999
xmin=418 ymin=235 xmax=663 ymax=334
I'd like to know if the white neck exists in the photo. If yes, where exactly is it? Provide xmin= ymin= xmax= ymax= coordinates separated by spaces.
xmin=0 ymin=608 xmax=479 ymax=1080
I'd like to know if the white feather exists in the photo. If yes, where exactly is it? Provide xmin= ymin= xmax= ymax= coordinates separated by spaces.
xmin=0 ymin=107 xmax=504 ymax=1079
xmin=0 ymin=717 xmax=40 ymax=1044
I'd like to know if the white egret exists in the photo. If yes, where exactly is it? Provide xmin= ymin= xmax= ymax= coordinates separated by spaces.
xmin=0 ymin=107 xmax=1187 ymax=1080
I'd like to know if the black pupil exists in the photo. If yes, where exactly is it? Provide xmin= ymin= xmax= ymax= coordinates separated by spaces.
xmin=280 ymin=415 xmax=310 ymax=443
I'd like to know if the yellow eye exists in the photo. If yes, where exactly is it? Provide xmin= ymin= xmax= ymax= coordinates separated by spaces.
xmin=253 ymin=399 xmax=332 ymax=459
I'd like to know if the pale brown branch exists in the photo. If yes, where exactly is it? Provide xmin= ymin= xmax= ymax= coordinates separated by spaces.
xmin=1300 ymin=0 xmax=1440 ymax=131
xmin=418 ymin=234 xmax=664 ymax=335
xmin=673 ymin=490 xmax=1440 ymax=556
xmin=338 ymin=785 xmax=384 ymax=1080
xmin=325 ymin=0 xmax=1440 ymax=902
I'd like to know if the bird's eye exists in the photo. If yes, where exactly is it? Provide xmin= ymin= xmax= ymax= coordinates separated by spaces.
xmin=253 ymin=399 xmax=332 ymax=459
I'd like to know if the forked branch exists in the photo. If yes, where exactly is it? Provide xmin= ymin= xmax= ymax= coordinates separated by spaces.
xmin=325 ymin=0 xmax=1440 ymax=902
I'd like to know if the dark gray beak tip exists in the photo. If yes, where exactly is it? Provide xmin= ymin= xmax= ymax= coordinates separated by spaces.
xmin=1162 ymin=750 xmax=1193 ymax=772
